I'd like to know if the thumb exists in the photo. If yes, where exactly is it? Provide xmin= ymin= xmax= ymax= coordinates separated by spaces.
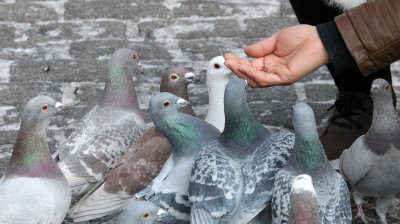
xmin=244 ymin=33 xmax=278 ymax=58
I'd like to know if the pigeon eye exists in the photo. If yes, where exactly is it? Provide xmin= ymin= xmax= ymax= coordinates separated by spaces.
xmin=162 ymin=101 xmax=170 ymax=108
xmin=142 ymin=213 xmax=150 ymax=219
xmin=132 ymin=54 xmax=136 ymax=60
xmin=214 ymin=63 xmax=221 ymax=69
xmin=170 ymin=74 xmax=178 ymax=80
xmin=41 ymin=104 xmax=48 ymax=111
xmin=384 ymin=84 xmax=390 ymax=91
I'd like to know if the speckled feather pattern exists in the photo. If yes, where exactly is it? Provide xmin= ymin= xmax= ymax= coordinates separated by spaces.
xmin=272 ymin=167 xmax=351 ymax=224
xmin=189 ymin=131 xmax=295 ymax=222
xmin=58 ymin=105 xmax=147 ymax=186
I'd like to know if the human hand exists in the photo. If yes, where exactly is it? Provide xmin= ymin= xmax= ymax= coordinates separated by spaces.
xmin=224 ymin=25 xmax=330 ymax=87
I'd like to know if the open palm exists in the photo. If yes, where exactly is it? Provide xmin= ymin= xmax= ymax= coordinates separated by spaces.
xmin=224 ymin=25 xmax=329 ymax=87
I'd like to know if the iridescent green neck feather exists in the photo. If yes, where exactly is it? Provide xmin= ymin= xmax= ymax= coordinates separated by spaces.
xmin=6 ymin=122 xmax=63 ymax=178
xmin=220 ymin=103 xmax=269 ymax=158
xmin=157 ymin=113 xmax=219 ymax=157
xmin=102 ymin=61 xmax=139 ymax=111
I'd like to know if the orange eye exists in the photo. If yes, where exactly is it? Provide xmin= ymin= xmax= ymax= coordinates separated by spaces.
xmin=163 ymin=101 xmax=170 ymax=107
xmin=132 ymin=54 xmax=136 ymax=60
xmin=171 ymin=74 xmax=178 ymax=80
xmin=142 ymin=213 xmax=150 ymax=219
xmin=42 ymin=104 xmax=48 ymax=111
xmin=384 ymin=84 xmax=390 ymax=91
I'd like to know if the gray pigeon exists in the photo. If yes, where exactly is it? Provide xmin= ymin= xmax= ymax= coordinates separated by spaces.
xmin=56 ymin=48 xmax=148 ymax=197
xmin=135 ymin=92 xmax=221 ymax=223
xmin=339 ymin=78 xmax=400 ymax=224
xmin=68 ymin=67 xmax=197 ymax=222
xmin=0 ymin=96 xmax=71 ymax=224
xmin=288 ymin=174 xmax=321 ymax=224
xmin=101 ymin=200 xmax=168 ymax=224
xmin=189 ymin=77 xmax=295 ymax=224
xmin=271 ymin=102 xmax=351 ymax=224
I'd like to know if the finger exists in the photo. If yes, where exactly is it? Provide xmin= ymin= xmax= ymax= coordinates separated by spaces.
xmin=244 ymin=34 xmax=278 ymax=58
xmin=224 ymin=59 xmax=261 ymax=88
xmin=238 ymin=64 xmax=289 ymax=87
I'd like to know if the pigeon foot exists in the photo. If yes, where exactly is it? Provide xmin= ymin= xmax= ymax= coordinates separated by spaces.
xmin=353 ymin=205 xmax=376 ymax=224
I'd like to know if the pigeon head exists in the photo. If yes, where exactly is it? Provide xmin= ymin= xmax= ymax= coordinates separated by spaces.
xmin=291 ymin=174 xmax=315 ymax=195
xmin=102 ymin=48 xmax=141 ymax=109
xmin=21 ymin=95 xmax=65 ymax=127
xmin=149 ymin=92 xmax=219 ymax=154
xmin=149 ymin=92 xmax=190 ymax=123
xmin=111 ymin=201 xmax=167 ymax=224
xmin=6 ymin=96 xmax=65 ymax=178
xmin=160 ymin=67 xmax=197 ymax=99
xmin=293 ymin=102 xmax=318 ymax=142
xmin=370 ymin=78 xmax=393 ymax=105
xmin=207 ymin=56 xmax=233 ymax=83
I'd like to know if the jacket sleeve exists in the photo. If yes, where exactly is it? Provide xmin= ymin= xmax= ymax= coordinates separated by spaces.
xmin=335 ymin=0 xmax=400 ymax=76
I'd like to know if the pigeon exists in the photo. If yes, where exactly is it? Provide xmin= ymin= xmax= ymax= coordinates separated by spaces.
xmin=136 ymin=92 xmax=221 ymax=223
xmin=288 ymin=174 xmax=321 ymax=224
xmin=339 ymin=78 xmax=400 ymax=224
xmin=100 ymin=200 xmax=168 ymax=224
xmin=271 ymin=102 xmax=351 ymax=224
xmin=204 ymin=56 xmax=233 ymax=132
xmin=189 ymin=77 xmax=295 ymax=224
xmin=56 ymin=48 xmax=148 ymax=197
xmin=0 ymin=96 xmax=71 ymax=224
xmin=68 ymin=67 xmax=198 ymax=222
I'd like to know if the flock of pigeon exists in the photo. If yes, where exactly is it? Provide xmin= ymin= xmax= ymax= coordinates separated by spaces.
xmin=0 ymin=48 xmax=399 ymax=224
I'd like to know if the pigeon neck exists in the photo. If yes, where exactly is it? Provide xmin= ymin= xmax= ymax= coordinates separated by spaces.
xmin=289 ymin=136 xmax=329 ymax=172
xmin=366 ymin=98 xmax=400 ymax=154
xmin=220 ymin=105 xmax=269 ymax=158
xmin=101 ymin=62 xmax=139 ymax=111
xmin=6 ymin=122 xmax=63 ymax=179
xmin=159 ymin=113 xmax=219 ymax=157
xmin=288 ymin=192 xmax=320 ymax=224
xmin=205 ymin=77 xmax=228 ymax=130
xmin=370 ymin=98 xmax=397 ymax=131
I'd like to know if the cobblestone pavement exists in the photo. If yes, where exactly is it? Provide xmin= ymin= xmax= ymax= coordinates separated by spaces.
xmin=0 ymin=0 xmax=399 ymax=223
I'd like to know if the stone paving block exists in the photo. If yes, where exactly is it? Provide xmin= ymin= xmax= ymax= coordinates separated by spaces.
xmin=10 ymin=59 xmax=107 ymax=83
xmin=172 ymin=1 xmax=233 ymax=18
xmin=65 ymin=0 xmax=169 ymax=20
xmin=26 ymin=21 xmax=127 ymax=44
xmin=0 ymin=2 xmax=58 ymax=22
xmin=0 ymin=24 xmax=16 ymax=48
xmin=244 ymin=15 xmax=298 ymax=38
xmin=176 ymin=19 xmax=242 ymax=39
xmin=138 ymin=20 xmax=167 ymax=41
xmin=305 ymin=84 xmax=337 ymax=102
xmin=70 ymin=40 xmax=172 ymax=61
xmin=179 ymin=38 xmax=247 ymax=61
xmin=247 ymin=86 xmax=297 ymax=129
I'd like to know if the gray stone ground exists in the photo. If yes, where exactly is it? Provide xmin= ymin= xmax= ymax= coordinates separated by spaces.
xmin=0 ymin=0 xmax=399 ymax=223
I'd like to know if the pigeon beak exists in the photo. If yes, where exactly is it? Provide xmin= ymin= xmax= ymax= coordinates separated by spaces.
xmin=177 ymin=98 xmax=191 ymax=107
xmin=55 ymin=102 xmax=67 ymax=110
xmin=370 ymin=84 xmax=379 ymax=93
xmin=138 ymin=61 xmax=144 ymax=74
xmin=184 ymin=72 xmax=198 ymax=83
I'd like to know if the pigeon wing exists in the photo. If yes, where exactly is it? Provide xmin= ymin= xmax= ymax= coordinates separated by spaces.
xmin=189 ymin=140 xmax=241 ymax=223
xmin=242 ymin=132 xmax=294 ymax=212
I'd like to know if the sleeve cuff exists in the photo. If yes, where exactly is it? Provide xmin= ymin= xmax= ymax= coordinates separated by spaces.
xmin=316 ymin=21 xmax=357 ymax=75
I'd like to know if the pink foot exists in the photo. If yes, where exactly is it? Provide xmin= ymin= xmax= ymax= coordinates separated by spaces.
xmin=352 ymin=204 xmax=376 ymax=224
